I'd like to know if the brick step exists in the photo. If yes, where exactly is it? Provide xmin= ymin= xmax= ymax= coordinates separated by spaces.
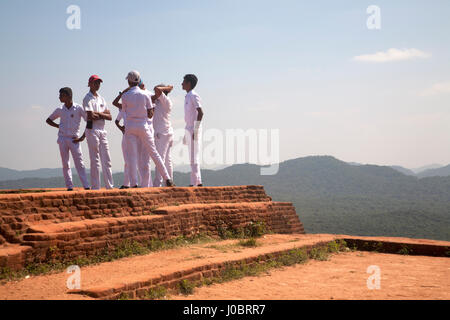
xmin=0 ymin=244 xmax=32 ymax=270
xmin=16 ymin=201 xmax=303 ymax=264
xmin=70 ymin=234 xmax=339 ymax=300
xmin=0 ymin=186 xmax=272 ymax=227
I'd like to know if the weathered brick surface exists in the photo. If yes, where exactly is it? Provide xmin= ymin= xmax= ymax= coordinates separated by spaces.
xmin=0 ymin=186 xmax=304 ymax=270
xmin=79 ymin=242 xmax=330 ymax=300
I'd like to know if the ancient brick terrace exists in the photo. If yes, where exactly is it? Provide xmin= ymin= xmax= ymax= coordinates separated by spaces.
xmin=0 ymin=186 xmax=304 ymax=270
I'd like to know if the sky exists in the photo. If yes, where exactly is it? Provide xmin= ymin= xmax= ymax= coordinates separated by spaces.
xmin=0 ymin=0 xmax=449 ymax=171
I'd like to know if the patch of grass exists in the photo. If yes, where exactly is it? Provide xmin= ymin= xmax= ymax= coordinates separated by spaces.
xmin=178 ymin=279 xmax=196 ymax=295
xmin=372 ymin=242 xmax=384 ymax=253
xmin=238 ymin=238 xmax=259 ymax=248
xmin=216 ymin=220 xmax=269 ymax=240
xmin=309 ymin=247 xmax=330 ymax=261
xmin=118 ymin=292 xmax=130 ymax=300
xmin=144 ymin=286 xmax=167 ymax=300
xmin=397 ymin=246 xmax=411 ymax=255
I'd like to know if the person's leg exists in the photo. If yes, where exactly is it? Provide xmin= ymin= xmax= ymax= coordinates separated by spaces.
xmin=121 ymin=135 xmax=130 ymax=187
xmin=139 ymin=126 xmax=170 ymax=182
xmin=139 ymin=138 xmax=152 ymax=188
xmin=125 ymin=130 xmax=139 ymax=187
xmin=58 ymin=138 xmax=73 ymax=189
xmin=99 ymin=130 xmax=114 ymax=189
xmin=166 ymin=135 xmax=174 ymax=180
xmin=153 ymin=133 xmax=171 ymax=187
xmin=69 ymin=139 xmax=90 ymax=189
xmin=188 ymin=129 xmax=202 ymax=186
xmin=86 ymin=131 xmax=101 ymax=190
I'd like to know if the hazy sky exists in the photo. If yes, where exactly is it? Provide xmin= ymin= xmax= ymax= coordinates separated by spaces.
xmin=0 ymin=0 xmax=449 ymax=171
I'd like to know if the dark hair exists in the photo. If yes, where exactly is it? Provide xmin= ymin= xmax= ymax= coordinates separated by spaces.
xmin=184 ymin=74 xmax=198 ymax=90
xmin=59 ymin=87 xmax=73 ymax=98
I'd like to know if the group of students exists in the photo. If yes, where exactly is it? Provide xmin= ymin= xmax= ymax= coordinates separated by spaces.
xmin=46 ymin=71 xmax=204 ymax=191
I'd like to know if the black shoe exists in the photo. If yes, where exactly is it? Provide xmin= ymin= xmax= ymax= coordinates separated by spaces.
xmin=67 ymin=188 xmax=74 ymax=192
xmin=132 ymin=185 xmax=139 ymax=188
xmin=197 ymin=184 xmax=203 ymax=187
xmin=166 ymin=179 xmax=175 ymax=187
xmin=84 ymin=188 xmax=91 ymax=190
xmin=119 ymin=186 xmax=129 ymax=189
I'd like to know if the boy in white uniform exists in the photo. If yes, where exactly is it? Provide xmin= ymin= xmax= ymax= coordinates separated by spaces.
xmin=121 ymin=70 xmax=174 ymax=187
xmin=115 ymin=110 xmax=131 ymax=189
xmin=113 ymin=86 xmax=147 ymax=187
xmin=182 ymin=74 xmax=204 ymax=187
xmin=152 ymin=84 xmax=174 ymax=187
xmin=46 ymin=87 xmax=90 ymax=191
xmin=137 ymin=81 xmax=154 ymax=187
xmin=80 ymin=75 xmax=114 ymax=190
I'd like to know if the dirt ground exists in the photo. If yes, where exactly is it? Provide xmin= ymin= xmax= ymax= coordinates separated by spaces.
xmin=0 ymin=234 xmax=448 ymax=300
xmin=174 ymin=251 xmax=450 ymax=300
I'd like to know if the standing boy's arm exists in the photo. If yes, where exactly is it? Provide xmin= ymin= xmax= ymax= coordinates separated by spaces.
xmin=115 ymin=118 xmax=125 ymax=134
xmin=97 ymin=109 xmax=112 ymax=121
xmin=196 ymin=108 xmax=204 ymax=122
xmin=73 ymin=132 xmax=85 ymax=143
xmin=192 ymin=94 xmax=204 ymax=140
xmin=46 ymin=108 xmax=61 ymax=128
xmin=46 ymin=118 xmax=59 ymax=128
xmin=73 ymin=107 xmax=88 ymax=143
xmin=145 ymin=94 xmax=154 ymax=119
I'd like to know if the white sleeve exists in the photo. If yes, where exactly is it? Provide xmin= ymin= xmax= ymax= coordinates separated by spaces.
xmin=103 ymin=97 xmax=109 ymax=111
xmin=83 ymin=96 xmax=92 ymax=112
xmin=80 ymin=107 xmax=87 ymax=121
xmin=48 ymin=108 xmax=61 ymax=121
xmin=158 ymin=93 xmax=172 ymax=110
xmin=192 ymin=93 xmax=202 ymax=110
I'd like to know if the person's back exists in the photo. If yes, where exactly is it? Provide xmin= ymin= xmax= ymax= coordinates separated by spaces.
xmin=122 ymin=86 xmax=152 ymax=125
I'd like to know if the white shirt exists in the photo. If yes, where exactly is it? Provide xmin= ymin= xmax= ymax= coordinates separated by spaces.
xmin=142 ymin=89 xmax=155 ymax=129
xmin=48 ymin=104 xmax=86 ymax=138
xmin=184 ymin=90 xmax=203 ymax=130
xmin=83 ymin=92 xmax=109 ymax=131
xmin=153 ymin=92 xmax=173 ymax=135
xmin=121 ymin=86 xmax=154 ymax=127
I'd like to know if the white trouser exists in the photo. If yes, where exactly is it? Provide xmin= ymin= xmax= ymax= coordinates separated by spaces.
xmin=124 ymin=123 xmax=170 ymax=188
xmin=184 ymin=128 xmax=202 ymax=186
xmin=86 ymin=129 xmax=114 ymax=190
xmin=153 ymin=132 xmax=173 ymax=187
xmin=138 ymin=139 xmax=152 ymax=187
xmin=57 ymin=136 xmax=90 ymax=189
xmin=123 ymin=134 xmax=149 ymax=187
xmin=121 ymin=134 xmax=130 ymax=187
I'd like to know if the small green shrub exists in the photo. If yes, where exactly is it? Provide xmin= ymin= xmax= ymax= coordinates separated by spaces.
xmin=178 ymin=279 xmax=196 ymax=295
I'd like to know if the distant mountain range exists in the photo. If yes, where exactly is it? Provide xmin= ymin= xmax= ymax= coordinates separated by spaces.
xmin=348 ymin=162 xmax=448 ymax=178
xmin=0 ymin=164 xmax=230 ymax=181
xmin=388 ymin=164 xmax=450 ymax=178
xmin=1 ymin=156 xmax=449 ymax=241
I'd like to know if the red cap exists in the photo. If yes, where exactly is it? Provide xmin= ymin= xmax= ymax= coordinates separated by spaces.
xmin=88 ymin=75 xmax=103 ymax=85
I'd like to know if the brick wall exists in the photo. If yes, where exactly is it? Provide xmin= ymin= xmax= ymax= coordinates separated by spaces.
xmin=0 ymin=186 xmax=304 ymax=270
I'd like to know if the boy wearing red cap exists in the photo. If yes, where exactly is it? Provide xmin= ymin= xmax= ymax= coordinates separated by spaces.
xmin=79 ymin=75 xmax=114 ymax=190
